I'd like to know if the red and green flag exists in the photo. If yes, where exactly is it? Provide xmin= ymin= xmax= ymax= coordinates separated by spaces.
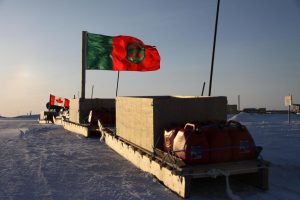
xmin=85 ymin=32 xmax=160 ymax=71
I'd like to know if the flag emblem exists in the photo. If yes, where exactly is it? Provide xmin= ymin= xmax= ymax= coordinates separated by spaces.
xmin=126 ymin=42 xmax=145 ymax=64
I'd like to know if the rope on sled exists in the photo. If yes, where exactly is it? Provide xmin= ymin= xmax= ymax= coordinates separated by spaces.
xmin=207 ymin=169 xmax=241 ymax=200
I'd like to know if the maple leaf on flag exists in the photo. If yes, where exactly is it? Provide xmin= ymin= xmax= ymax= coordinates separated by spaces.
xmin=56 ymin=98 xmax=63 ymax=104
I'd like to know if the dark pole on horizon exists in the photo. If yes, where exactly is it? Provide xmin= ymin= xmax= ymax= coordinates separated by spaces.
xmin=238 ymin=95 xmax=240 ymax=112
xmin=208 ymin=0 xmax=220 ymax=96
xmin=288 ymin=93 xmax=292 ymax=124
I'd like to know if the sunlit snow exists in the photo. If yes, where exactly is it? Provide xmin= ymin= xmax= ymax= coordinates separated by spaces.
xmin=0 ymin=113 xmax=299 ymax=199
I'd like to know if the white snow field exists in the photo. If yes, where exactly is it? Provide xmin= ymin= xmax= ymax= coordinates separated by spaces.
xmin=0 ymin=113 xmax=299 ymax=200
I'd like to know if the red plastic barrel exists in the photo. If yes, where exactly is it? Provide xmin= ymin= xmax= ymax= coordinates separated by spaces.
xmin=226 ymin=120 xmax=256 ymax=161
xmin=173 ymin=123 xmax=209 ymax=164
xmin=201 ymin=124 xmax=232 ymax=163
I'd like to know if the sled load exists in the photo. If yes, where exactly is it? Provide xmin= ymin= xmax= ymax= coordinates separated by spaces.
xmin=166 ymin=120 xmax=256 ymax=164
xmin=63 ymin=98 xmax=115 ymax=137
xmin=39 ymin=94 xmax=70 ymax=124
xmin=97 ymin=96 xmax=269 ymax=198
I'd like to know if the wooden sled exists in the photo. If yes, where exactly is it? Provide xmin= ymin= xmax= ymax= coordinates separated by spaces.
xmin=99 ymin=123 xmax=269 ymax=198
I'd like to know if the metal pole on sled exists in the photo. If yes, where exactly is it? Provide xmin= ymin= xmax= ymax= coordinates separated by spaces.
xmin=201 ymin=82 xmax=206 ymax=96
xmin=81 ymin=31 xmax=87 ymax=100
xmin=80 ymin=31 xmax=88 ymax=123
xmin=208 ymin=0 xmax=220 ymax=96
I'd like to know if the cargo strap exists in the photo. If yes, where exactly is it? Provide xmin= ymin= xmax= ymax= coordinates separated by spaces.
xmin=152 ymin=130 xmax=164 ymax=160
xmin=160 ymin=152 xmax=179 ymax=170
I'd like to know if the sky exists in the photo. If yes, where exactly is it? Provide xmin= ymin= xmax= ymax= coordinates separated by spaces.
xmin=0 ymin=0 xmax=299 ymax=117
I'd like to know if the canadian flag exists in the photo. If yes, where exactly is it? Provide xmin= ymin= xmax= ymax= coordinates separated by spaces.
xmin=64 ymin=99 xmax=70 ymax=108
xmin=49 ymin=94 xmax=70 ymax=108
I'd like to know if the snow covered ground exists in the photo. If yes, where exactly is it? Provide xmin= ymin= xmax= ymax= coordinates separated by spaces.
xmin=0 ymin=113 xmax=299 ymax=199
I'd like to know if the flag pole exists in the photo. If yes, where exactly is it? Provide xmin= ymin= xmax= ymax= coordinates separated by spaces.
xmin=201 ymin=82 xmax=206 ymax=96
xmin=208 ymin=0 xmax=220 ymax=96
xmin=48 ymin=94 xmax=51 ymax=112
xmin=116 ymin=71 xmax=120 ymax=97
xmin=81 ymin=31 xmax=87 ymax=100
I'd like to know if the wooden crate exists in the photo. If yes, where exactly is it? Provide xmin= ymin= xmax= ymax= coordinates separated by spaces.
xmin=69 ymin=98 xmax=115 ymax=124
xmin=116 ymin=96 xmax=227 ymax=152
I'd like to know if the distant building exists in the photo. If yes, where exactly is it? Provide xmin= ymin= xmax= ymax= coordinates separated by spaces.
xmin=292 ymin=104 xmax=300 ymax=113
xmin=227 ymin=104 xmax=238 ymax=114
xmin=257 ymin=108 xmax=266 ymax=114
xmin=268 ymin=110 xmax=288 ymax=114
xmin=243 ymin=108 xmax=257 ymax=113
xmin=243 ymin=108 xmax=266 ymax=114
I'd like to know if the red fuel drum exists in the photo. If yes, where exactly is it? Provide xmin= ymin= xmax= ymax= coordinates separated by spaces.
xmin=201 ymin=124 xmax=232 ymax=163
xmin=163 ymin=128 xmax=178 ymax=152
xmin=226 ymin=120 xmax=256 ymax=161
xmin=173 ymin=123 xmax=209 ymax=164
